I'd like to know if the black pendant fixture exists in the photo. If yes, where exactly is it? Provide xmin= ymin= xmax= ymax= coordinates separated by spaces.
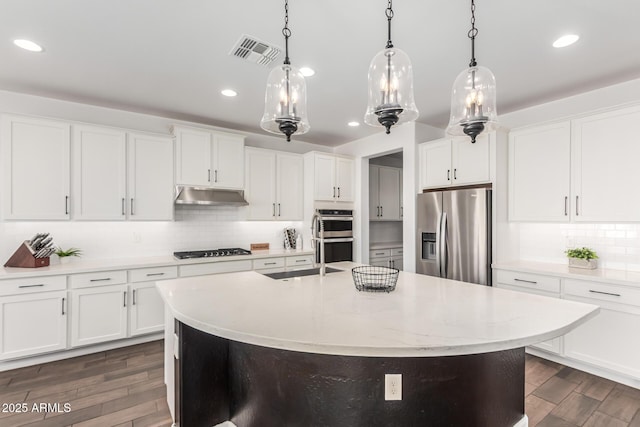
xmin=260 ymin=0 xmax=309 ymax=142
xmin=364 ymin=0 xmax=418 ymax=134
xmin=446 ymin=0 xmax=498 ymax=143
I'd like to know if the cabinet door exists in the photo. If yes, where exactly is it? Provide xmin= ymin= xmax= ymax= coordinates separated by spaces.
xmin=335 ymin=157 xmax=355 ymax=201
xmin=71 ymin=284 xmax=128 ymax=347
xmin=564 ymin=298 xmax=640 ymax=379
xmin=314 ymin=153 xmax=337 ymax=201
xmin=2 ymin=115 xmax=70 ymax=220
xmin=572 ymin=106 xmax=640 ymax=222
xmin=369 ymin=165 xmax=380 ymax=220
xmin=276 ymin=153 xmax=304 ymax=220
xmin=378 ymin=166 xmax=401 ymax=220
xmin=72 ymin=125 xmax=127 ymax=220
xmin=212 ymin=134 xmax=245 ymax=189
xmin=245 ymin=149 xmax=277 ymax=220
xmin=452 ymin=134 xmax=490 ymax=185
xmin=370 ymin=258 xmax=390 ymax=267
xmin=175 ymin=127 xmax=211 ymax=186
xmin=0 ymin=291 xmax=67 ymax=360
xmin=391 ymin=257 xmax=403 ymax=271
xmin=422 ymin=139 xmax=452 ymax=189
xmin=128 ymin=134 xmax=174 ymax=220
xmin=130 ymin=283 xmax=164 ymax=336
xmin=509 ymin=122 xmax=571 ymax=222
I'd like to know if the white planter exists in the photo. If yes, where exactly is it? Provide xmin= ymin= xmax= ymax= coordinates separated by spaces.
xmin=568 ymin=258 xmax=597 ymax=269
xmin=59 ymin=257 xmax=72 ymax=265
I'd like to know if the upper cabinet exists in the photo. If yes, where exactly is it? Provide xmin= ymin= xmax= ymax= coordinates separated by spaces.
xmin=2 ymin=115 xmax=71 ymax=220
xmin=306 ymin=153 xmax=354 ymax=202
xmin=173 ymin=126 xmax=245 ymax=190
xmin=370 ymin=165 xmax=401 ymax=221
xmin=244 ymin=148 xmax=303 ymax=221
xmin=72 ymin=125 xmax=127 ymax=220
xmin=508 ymin=104 xmax=640 ymax=223
xmin=508 ymin=122 xmax=571 ymax=222
xmin=128 ymin=133 xmax=174 ymax=221
xmin=419 ymin=134 xmax=490 ymax=190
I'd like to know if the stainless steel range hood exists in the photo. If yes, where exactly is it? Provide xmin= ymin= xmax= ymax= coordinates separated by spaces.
xmin=174 ymin=186 xmax=249 ymax=206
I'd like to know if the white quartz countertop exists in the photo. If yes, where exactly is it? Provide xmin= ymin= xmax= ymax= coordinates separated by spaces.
xmin=369 ymin=242 xmax=403 ymax=250
xmin=157 ymin=261 xmax=599 ymax=357
xmin=493 ymin=260 xmax=640 ymax=287
xmin=0 ymin=248 xmax=313 ymax=280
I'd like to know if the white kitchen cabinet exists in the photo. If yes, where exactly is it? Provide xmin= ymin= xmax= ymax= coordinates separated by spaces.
xmin=1 ymin=115 xmax=71 ymax=220
xmin=419 ymin=134 xmax=490 ymax=190
xmin=370 ymin=165 xmax=401 ymax=221
xmin=129 ymin=282 xmax=164 ymax=336
xmin=174 ymin=126 xmax=245 ymax=190
xmin=309 ymin=153 xmax=354 ymax=202
xmin=245 ymin=148 xmax=303 ymax=220
xmin=508 ymin=122 xmax=571 ymax=222
xmin=563 ymin=279 xmax=640 ymax=379
xmin=0 ymin=291 xmax=67 ymax=360
xmin=571 ymin=105 xmax=640 ymax=222
xmin=70 ymin=284 xmax=128 ymax=347
xmin=369 ymin=248 xmax=403 ymax=270
xmin=72 ymin=125 xmax=127 ymax=220
xmin=128 ymin=133 xmax=174 ymax=221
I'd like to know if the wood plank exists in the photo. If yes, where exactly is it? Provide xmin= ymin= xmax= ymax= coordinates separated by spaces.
xmin=533 ymin=376 xmax=578 ymax=404
xmin=599 ymin=387 xmax=640 ymax=422
xmin=550 ymin=392 xmax=600 ymax=425
xmin=583 ymin=411 xmax=629 ymax=427
xmin=525 ymin=394 xmax=556 ymax=427
xmin=72 ymin=401 xmax=157 ymax=427
xmin=100 ymin=385 xmax=165 ymax=415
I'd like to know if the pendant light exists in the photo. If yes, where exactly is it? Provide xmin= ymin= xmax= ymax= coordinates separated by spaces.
xmin=260 ymin=0 xmax=309 ymax=142
xmin=447 ymin=0 xmax=497 ymax=143
xmin=364 ymin=0 xmax=418 ymax=134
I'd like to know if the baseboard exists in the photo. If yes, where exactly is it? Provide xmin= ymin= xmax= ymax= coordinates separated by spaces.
xmin=513 ymin=415 xmax=528 ymax=427
xmin=526 ymin=347 xmax=640 ymax=390
xmin=0 ymin=333 xmax=163 ymax=371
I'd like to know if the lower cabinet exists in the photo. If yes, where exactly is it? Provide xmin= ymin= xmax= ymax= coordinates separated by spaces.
xmin=0 ymin=291 xmax=67 ymax=360
xmin=369 ymin=248 xmax=403 ymax=271
xmin=129 ymin=282 xmax=165 ymax=336
xmin=71 ymin=284 xmax=128 ymax=347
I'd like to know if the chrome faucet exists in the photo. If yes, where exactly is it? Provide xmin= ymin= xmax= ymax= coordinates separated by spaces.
xmin=311 ymin=211 xmax=326 ymax=276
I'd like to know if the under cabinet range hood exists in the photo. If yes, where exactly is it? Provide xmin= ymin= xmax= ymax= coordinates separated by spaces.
xmin=174 ymin=186 xmax=249 ymax=206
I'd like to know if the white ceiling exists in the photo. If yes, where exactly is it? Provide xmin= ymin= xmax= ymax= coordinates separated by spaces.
xmin=1 ymin=1 xmax=639 ymax=146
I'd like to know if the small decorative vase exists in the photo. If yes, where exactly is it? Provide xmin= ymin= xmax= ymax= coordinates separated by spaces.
xmin=568 ymin=258 xmax=597 ymax=269
xmin=59 ymin=257 xmax=72 ymax=265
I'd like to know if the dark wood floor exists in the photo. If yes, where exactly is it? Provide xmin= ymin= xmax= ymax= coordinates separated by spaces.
xmin=1 ymin=341 xmax=639 ymax=426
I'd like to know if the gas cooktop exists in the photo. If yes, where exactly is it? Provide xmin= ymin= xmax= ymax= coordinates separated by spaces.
xmin=173 ymin=248 xmax=252 ymax=259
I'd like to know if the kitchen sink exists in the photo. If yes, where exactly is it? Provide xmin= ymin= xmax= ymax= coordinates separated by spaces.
xmin=261 ymin=267 xmax=343 ymax=280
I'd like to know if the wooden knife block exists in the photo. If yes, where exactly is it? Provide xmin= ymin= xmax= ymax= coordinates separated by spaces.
xmin=4 ymin=242 xmax=50 ymax=268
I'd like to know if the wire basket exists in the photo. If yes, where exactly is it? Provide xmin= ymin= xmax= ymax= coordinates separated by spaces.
xmin=352 ymin=266 xmax=399 ymax=293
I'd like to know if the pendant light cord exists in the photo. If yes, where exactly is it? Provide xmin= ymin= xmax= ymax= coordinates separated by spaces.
xmin=468 ymin=0 xmax=478 ymax=67
xmin=283 ymin=0 xmax=291 ymax=65
xmin=385 ymin=0 xmax=394 ymax=49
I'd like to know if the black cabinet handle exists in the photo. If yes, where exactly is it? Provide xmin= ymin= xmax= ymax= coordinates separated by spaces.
xmin=62 ymin=297 xmax=66 ymax=315
xmin=19 ymin=284 xmax=45 ymax=288
xmin=215 ymin=170 xmax=218 ymax=183
xmin=133 ymin=289 xmax=137 ymax=305
xmin=589 ymin=290 xmax=621 ymax=297
xmin=278 ymin=203 xmax=281 ymax=216
xmin=131 ymin=198 xmax=135 ymax=216
xmin=123 ymin=291 xmax=127 ymax=307
xmin=337 ymin=187 xmax=341 ymax=198
xmin=454 ymin=169 xmax=457 ymax=180
xmin=564 ymin=196 xmax=568 ymax=216
xmin=576 ymin=196 xmax=579 ymax=216
xmin=90 ymin=278 xmax=112 ymax=282
xmin=208 ymin=169 xmax=211 ymax=182
xmin=146 ymin=272 xmax=165 ymax=277
xmin=272 ymin=203 xmax=276 ymax=217
xmin=333 ymin=187 xmax=336 ymax=198
xmin=65 ymin=196 xmax=69 ymax=215
xmin=264 ymin=262 xmax=277 ymax=266
xmin=514 ymin=278 xmax=537 ymax=284
xmin=447 ymin=170 xmax=450 ymax=181
xmin=122 ymin=198 xmax=126 ymax=216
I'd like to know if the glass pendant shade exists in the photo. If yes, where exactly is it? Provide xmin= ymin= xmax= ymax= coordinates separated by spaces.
xmin=365 ymin=47 xmax=418 ymax=134
xmin=446 ymin=65 xmax=497 ymax=142
xmin=260 ymin=63 xmax=310 ymax=141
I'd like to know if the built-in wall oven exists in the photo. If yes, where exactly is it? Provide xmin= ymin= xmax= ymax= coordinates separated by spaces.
xmin=313 ymin=209 xmax=353 ymax=263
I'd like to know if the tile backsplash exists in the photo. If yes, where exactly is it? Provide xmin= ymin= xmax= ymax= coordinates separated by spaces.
xmin=518 ymin=223 xmax=640 ymax=271
xmin=0 ymin=206 xmax=304 ymax=262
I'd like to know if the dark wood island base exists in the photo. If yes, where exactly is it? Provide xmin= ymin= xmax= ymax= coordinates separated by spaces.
xmin=177 ymin=322 xmax=525 ymax=427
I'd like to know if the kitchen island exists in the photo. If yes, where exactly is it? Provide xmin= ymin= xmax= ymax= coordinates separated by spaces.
xmin=157 ymin=262 xmax=599 ymax=427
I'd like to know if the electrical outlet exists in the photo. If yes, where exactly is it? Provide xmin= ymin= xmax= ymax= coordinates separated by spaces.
xmin=133 ymin=232 xmax=142 ymax=243
xmin=384 ymin=374 xmax=402 ymax=401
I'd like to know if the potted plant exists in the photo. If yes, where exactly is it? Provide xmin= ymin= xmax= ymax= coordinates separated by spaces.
xmin=55 ymin=247 xmax=82 ymax=264
xmin=565 ymin=247 xmax=598 ymax=269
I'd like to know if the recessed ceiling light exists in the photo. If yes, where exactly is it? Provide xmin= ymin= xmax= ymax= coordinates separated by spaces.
xmin=348 ymin=121 xmax=360 ymax=127
xmin=299 ymin=67 xmax=315 ymax=77
xmin=552 ymin=34 xmax=579 ymax=48
xmin=221 ymin=89 xmax=237 ymax=97
xmin=13 ymin=39 xmax=43 ymax=52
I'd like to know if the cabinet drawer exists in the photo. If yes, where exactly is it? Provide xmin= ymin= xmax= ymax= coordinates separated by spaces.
xmin=285 ymin=255 xmax=314 ymax=267
xmin=564 ymin=279 xmax=640 ymax=308
xmin=69 ymin=270 xmax=127 ymax=289
xmin=391 ymin=248 xmax=403 ymax=257
xmin=0 ymin=276 xmax=67 ymax=296
xmin=370 ymin=249 xmax=391 ymax=259
xmin=129 ymin=266 xmax=178 ymax=283
xmin=179 ymin=260 xmax=252 ymax=278
xmin=253 ymin=257 xmax=285 ymax=270
xmin=495 ymin=270 xmax=560 ymax=293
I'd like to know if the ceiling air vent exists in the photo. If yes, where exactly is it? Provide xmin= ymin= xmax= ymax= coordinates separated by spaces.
xmin=229 ymin=34 xmax=282 ymax=67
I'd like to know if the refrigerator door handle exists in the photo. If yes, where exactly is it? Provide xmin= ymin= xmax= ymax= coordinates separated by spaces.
xmin=440 ymin=212 xmax=448 ymax=278
xmin=435 ymin=213 xmax=442 ymax=277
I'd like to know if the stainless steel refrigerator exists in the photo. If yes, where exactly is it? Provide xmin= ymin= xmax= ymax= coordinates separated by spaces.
xmin=416 ymin=187 xmax=492 ymax=285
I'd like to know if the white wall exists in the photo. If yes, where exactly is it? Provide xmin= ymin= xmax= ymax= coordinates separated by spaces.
xmin=334 ymin=122 xmax=443 ymax=272
xmin=0 ymin=90 xmax=324 ymax=262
